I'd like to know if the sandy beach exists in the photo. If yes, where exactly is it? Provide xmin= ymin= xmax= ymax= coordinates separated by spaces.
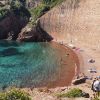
xmin=59 ymin=41 xmax=100 ymax=98
xmin=45 ymin=41 xmax=80 ymax=88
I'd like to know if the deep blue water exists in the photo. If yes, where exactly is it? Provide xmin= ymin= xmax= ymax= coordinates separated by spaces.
xmin=0 ymin=40 xmax=62 ymax=90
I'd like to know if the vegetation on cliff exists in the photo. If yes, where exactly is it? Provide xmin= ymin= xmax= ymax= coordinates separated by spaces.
xmin=29 ymin=0 xmax=64 ymax=25
xmin=0 ymin=8 xmax=9 ymax=21
xmin=42 ymin=0 xmax=64 ymax=7
xmin=56 ymin=88 xmax=90 ymax=99
xmin=0 ymin=0 xmax=64 ymax=40
xmin=57 ymin=88 xmax=83 ymax=98
xmin=0 ymin=88 xmax=31 ymax=100
xmin=0 ymin=0 xmax=28 ymax=21
xmin=0 ymin=0 xmax=64 ymax=25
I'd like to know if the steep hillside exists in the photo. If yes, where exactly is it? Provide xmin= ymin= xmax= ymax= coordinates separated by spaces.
xmin=0 ymin=0 xmax=64 ymax=41
xmin=40 ymin=0 xmax=100 ymax=48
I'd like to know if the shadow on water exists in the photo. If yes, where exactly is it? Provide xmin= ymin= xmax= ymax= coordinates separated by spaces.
xmin=0 ymin=47 xmax=23 ymax=57
xmin=0 ymin=40 xmax=20 ymax=47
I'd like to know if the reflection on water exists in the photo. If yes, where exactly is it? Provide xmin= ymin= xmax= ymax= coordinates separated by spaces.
xmin=0 ymin=40 xmax=20 ymax=47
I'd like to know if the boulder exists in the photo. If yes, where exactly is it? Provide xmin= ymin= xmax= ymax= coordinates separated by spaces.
xmin=72 ymin=77 xmax=86 ymax=85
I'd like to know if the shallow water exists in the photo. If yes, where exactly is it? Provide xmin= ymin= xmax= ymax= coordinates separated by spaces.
xmin=0 ymin=40 xmax=66 ymax=89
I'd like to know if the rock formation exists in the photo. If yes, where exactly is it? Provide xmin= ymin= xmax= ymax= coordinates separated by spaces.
xmin=39 ymin=0 xmax=100 ymax=48
xmin=1 ymin=0 xmax=100 ymax=45
xmin=0 ymin=8 xmax=30 ymax=40
xmin=17 ymin=21 xmax=53 ymax=42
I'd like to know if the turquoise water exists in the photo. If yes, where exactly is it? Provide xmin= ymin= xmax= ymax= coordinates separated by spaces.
xmin=0 ymin=40 xmax=62 ymax=90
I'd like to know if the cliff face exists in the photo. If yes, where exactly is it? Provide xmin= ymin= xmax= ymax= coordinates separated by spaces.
xmin=40 ymin=0 xmax=100 ymax=48
xmin=0 ymin=6 xmax=31 ymax=40
xmin=17 ymin=22 xmax=53 ymax=42
xmin=0 ymin=0 xmax=51 ymax=41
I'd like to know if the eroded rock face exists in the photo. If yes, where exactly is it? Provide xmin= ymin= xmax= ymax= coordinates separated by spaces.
xmin=1 ymin=0 xmax=100 ymax=44
xmin=40 ymin=0 xmax=100 ymax=48
xmin=0 ymin=0 xmax=50 ymax=42
xmin=17 ymin=21 xmax=53 ymax=42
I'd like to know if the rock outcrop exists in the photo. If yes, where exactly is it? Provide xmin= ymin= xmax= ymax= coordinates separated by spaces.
xmin=0 ymin=8 xmax=30 ymax=40
xmin=0 ymin=0 xmax=51 ymax=42
xmin=72 ymin=77 xmax=86 ymax=85
xmin=1 ymin=0 xmax=100 ymax=44
xmin=39 ymin=0 xmax=100 ymax=49
xmin=17 ymin=21 xmax=53 ymax=42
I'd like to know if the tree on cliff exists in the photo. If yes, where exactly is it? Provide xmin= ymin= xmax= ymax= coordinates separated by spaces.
xmin=10 ymin=0 xmax=30 ymax=17
xmin=10 ymin=0 xmax=25 ymax=10
xmin=42 ymin=0 xmax=52 ymax=4
xmin=42 ymin=0 xmax=64 ymax=7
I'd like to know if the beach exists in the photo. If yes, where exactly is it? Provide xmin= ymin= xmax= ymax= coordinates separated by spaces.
xmin=7 ymin=40 xmax=99 ymax=100
xmin=56 ymin=40 xmax=100 ymax=98
xmin=44 ymin=41 xmax=80 ymax=88
xmin=20 ymin=40 xmax=100 ymax=100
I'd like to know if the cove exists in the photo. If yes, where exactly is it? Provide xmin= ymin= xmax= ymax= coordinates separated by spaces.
xmin=0 ymin=40 xmax=79 ymax=90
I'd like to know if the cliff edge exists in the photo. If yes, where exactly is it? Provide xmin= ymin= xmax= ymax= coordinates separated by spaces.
xmin=40 ymin=0 xmax=100 ymax=49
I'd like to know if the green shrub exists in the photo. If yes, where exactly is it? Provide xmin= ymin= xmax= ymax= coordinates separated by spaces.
xmin=10 ymin=0 xmax=23 ymax=10
xmin=57 ymin=88 xmax=83 ymax=98
xmin=29 ymin=0 xmax=64 ymax=25
xmin=42 ymin=0 xmax=64 ymax=8
xmin=0 ymin=0 xmax=65 ymax=25
xmin=0 ymin=93 xmax=6 ymax=100
xmin=0 ymin=8 xmax=9 ymax=20
xmin=0 ymin=88 xmax=31 ymax=100
xmin=29 ymin=3 xmax=49 ymax=25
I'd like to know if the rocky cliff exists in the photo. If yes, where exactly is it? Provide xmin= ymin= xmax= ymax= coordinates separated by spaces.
xmin=0 ymin=0 xmax=53 ymax=41
xmin=0 ymin=7 xmax=31 ymax=40
xmin=1 ymin=0 xmax=100 ymax=45
xmin=17 ymin=21 xmax=53 ymax=42
xmin=40 ymin=0 xmax=100 ymax=49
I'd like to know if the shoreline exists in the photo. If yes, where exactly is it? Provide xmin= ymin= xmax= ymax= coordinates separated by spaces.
xmin=53 ymin=39 xmax=99 ymax=79
xmin=45 ymin=41 xmax=80 ymax=88
xmin=1 ymin=40 xmax=98 ymax=99
xmin=14 ymin=40 xmax=99 ymax=99
xmin=52 ymin=40 xmax=100 ymax=98
xmin=0 ymin=40 xmax=80 ymax=90
xmin=52 ymin=41 xmax=80 ymax=82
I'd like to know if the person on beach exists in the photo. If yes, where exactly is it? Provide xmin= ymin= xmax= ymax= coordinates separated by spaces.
xmin=92 ymin=78 xmax=100 ymax=98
